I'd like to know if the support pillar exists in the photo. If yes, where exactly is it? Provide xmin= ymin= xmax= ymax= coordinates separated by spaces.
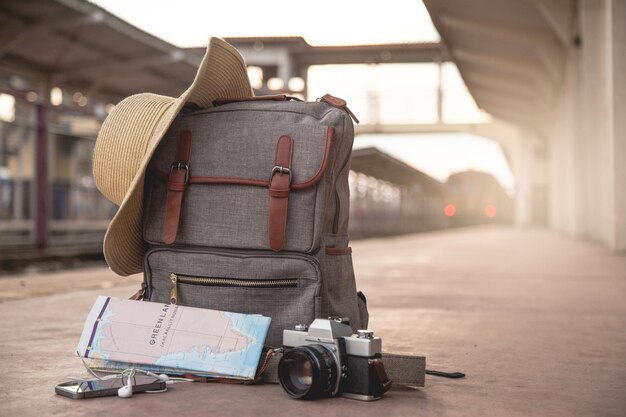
xmin=35 ymin=104 xmax=47 ymax=249
xmin=608 ymin=0 xmax=626 ymax=250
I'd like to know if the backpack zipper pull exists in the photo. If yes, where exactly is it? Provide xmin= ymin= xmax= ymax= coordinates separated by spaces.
xmin=169 ymin=273 xmax=178 ymax=305
xmin=319 ymin=94 xmax=360 ymax=124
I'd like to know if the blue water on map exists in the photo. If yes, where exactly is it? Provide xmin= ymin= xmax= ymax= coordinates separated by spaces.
xmin=154 ymin=313 xmax=271 ymax=378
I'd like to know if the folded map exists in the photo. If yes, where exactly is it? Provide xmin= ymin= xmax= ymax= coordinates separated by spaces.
xmin=76 ymin=296 xmax=271 ymax=379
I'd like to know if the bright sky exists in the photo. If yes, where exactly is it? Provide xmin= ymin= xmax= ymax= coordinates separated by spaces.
xmin=88 ymin=0 xmax=515 ymax=192
xmin=88 ymin=0 xmax=440 ymax=47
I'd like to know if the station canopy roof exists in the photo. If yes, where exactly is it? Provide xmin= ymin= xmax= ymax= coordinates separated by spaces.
xmin=1 ymin=0 xmax=449 ymax=107
xmin=351 ymin=147 xmax=443 ymax=190
xmin=0 ymin=0 xmax=202 ymax=104
xmin=423 ymin=0 xmax=573 ymax=134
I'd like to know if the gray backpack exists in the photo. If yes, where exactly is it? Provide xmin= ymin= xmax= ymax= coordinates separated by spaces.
xmin=140 ymin=94 xmax=368 ymax=347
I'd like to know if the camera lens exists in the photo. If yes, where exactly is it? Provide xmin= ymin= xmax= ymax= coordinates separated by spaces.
xmin=278 ymin=345 xmax=339 ymax=400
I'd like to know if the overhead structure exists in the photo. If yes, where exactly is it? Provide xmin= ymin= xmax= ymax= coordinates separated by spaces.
xmin=220 ymin=37 xmax=447 ymax=95
xmin=0 ymin=0 xmax=200 ymax=104
xmin=423 ymin=0 xmax=626 ymax=251
xmin=224 ymin=36 xmax=447 ymax=65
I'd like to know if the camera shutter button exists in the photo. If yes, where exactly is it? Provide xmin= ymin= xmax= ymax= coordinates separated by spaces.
xmin=357 ymin=330 xmax=374 ymax=339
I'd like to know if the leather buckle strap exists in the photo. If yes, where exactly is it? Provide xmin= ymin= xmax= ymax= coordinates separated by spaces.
xmin=170 ymin=161 xmax=190 ymax=183
xmin=270 ymin=165 xmax=291 ymax=181
xmin=162 ymin=130 xmax=192 ymax=244
xmin=268 ymin=135 xmax=293 ymax=251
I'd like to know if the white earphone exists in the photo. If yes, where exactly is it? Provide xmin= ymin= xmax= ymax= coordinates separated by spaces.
xmin=116 ymin=370 xmax=193 ymax=398
xmin=73 ymin=353 xmax=194 ymax=399
xmin=117 ymin=378 xmax=134 ymax=398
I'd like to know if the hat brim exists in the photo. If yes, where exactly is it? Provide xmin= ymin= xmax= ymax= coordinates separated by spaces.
xmin=101 ymin=38 xmax=253 ymax=276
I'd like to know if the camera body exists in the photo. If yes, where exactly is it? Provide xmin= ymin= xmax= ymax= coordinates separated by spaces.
xmin=279 ymin=318 xmax=390 ymax=401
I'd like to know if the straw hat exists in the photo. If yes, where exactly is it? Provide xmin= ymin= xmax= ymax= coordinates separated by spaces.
xmin=93 ymin=37 xmax=253 ymax=276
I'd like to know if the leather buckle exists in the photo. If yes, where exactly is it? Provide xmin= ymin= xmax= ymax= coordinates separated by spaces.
xmin=170 ymin=161 xmax=190 ymax=183
xmin=270 ymin=165 xmax=291 ymax=184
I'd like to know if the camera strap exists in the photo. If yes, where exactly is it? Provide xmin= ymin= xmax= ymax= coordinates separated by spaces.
xmin=259 ymin=350 xmax=426 ymax=387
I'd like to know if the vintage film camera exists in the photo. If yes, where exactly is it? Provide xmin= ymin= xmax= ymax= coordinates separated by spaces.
xmin=277 ymin=318 xmax=392 ymax=401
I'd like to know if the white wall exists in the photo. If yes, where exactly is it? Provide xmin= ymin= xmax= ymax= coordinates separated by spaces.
xmin=548 ymin=0 xmax=626 ymax=251
xmin=608 ymin=0 xmax=626 ymax=251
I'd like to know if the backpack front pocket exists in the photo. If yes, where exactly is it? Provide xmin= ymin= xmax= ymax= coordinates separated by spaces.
xmin=144 ymin=248 xmax=321 ymax=347
xmin=143 ymin=114 xmax=336 ymax=253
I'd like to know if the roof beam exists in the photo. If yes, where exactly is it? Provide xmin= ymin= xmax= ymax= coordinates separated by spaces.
xmin=295 ymin=44 xmax=448 ymax=66
xmin=42 ymin=27 xmax=190 ymax=96
xmin=477 ymin=95 xmax=546 ymax=134
xmin=470 ymin=84 xmax=551 ymax=127
xmin=439 ymin=13 xmax=565 ymax=85
xmin=0 ymin=0 xmax=200 ymax=90
xmin=227 ymin=40 xmax=449 ymax=67
xmin=475 ymin=89 xmax=538 ymax=116
xmin=534 ymin=0 xmax=576 ymax=46
xmin=52 ymin=51 xmax=187 ymax=83
xmin=0 ymin=9 xmax=104 ymax=58
xmin=464 ymin=72 xmax=551 ymax=111
xmin=55 ymin=0 xmax=201 ymax=68
xmin=82 ymin=54 xmax=190 ymax=96
xmin=45 ymin=30 xmax=191 ymax=96
xmin=452 ymin=47 xmax=555 ymax=102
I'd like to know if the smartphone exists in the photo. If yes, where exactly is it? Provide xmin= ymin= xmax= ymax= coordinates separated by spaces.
xmin=55 ymin=375 xmax=165 ymax=399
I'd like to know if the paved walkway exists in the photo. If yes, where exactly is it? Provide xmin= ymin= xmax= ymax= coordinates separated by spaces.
xmin=1 ymin=226 xmax=624 ymax=417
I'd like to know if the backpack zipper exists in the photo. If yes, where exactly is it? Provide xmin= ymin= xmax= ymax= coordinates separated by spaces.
xmin=332 ymin=140 xmax=353 ymax=234
xmin=169 ymin=273 xmax=298 ymax=305
xmin=333 ymin=191 xmax=341 ymax=233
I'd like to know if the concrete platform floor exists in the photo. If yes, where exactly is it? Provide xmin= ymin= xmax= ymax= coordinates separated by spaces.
xmin=0 ymin=226 xmax=625 ymax=417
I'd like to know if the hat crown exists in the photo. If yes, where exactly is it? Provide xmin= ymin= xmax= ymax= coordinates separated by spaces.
xmin=93 ymin=94 xmax=175 ymax=205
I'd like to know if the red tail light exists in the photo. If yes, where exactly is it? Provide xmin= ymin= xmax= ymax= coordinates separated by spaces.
xmin=444 ymin=204 xmax=456 ymax=217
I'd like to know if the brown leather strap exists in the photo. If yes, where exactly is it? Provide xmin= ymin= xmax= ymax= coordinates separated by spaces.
xmin=325 ymin=246 xmax=352 ymax=255
xmin=162 ymin=130 xmax=192 ymax=244
xmin=268 ymin=135 xmax=293 ymax=251
xmin=320 ymin=93 xmax=360 ymax=124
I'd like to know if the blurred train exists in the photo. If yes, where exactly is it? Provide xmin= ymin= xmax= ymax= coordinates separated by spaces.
xmin=348 ymin=147 xmax=447 ymax=238
xmin=444 ymin=170 xmax=513 ymax=227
